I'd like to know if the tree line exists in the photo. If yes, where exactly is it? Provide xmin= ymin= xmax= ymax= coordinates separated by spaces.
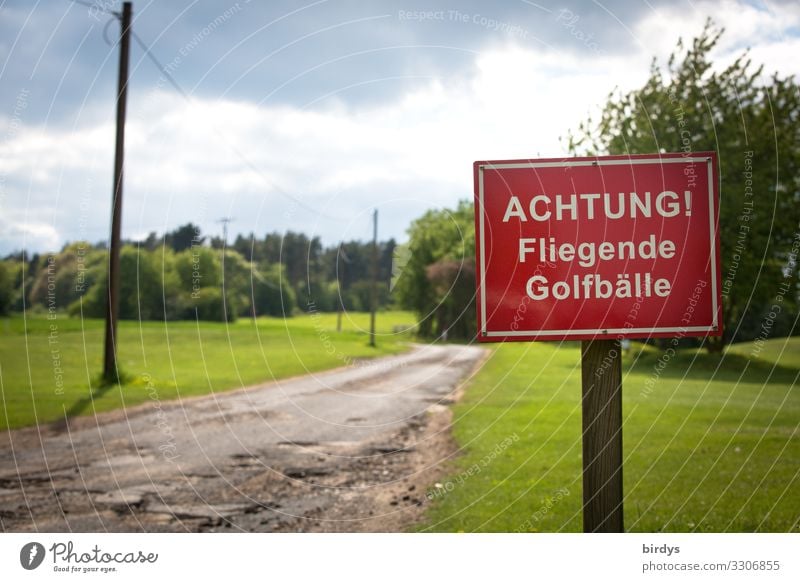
xmin=0 ymin=225 xmax=397 ymax=322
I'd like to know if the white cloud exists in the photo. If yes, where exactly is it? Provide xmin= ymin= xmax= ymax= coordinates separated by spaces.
xmin=0 ymin=216 xmax=61 ymax=252
xmin=634 ymin=0 xmax=800 ymax=77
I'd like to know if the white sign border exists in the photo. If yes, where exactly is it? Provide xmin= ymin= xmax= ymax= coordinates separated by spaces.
xmin=477 ymin=156 xmax=719 ymax=339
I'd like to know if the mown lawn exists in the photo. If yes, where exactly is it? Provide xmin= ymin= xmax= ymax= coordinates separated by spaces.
xmin=0 ymin=311 xmax=415 ymax=430
xmin=419 ymin=337 xmax=799 ymax=532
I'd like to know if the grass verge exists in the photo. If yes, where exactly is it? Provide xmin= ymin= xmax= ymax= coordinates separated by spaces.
xmin=418 ymin=338 xmax=799 ymax=532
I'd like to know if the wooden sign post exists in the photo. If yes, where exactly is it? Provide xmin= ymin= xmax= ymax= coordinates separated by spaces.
xmin=473 ymin=153 xmax=722 ymax=533
xmin=581 ymin=339 xmax=623 ymax=532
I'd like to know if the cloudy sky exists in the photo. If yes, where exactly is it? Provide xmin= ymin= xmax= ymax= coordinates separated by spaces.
xmin=1 ymin=0 xmax=799 ymax=254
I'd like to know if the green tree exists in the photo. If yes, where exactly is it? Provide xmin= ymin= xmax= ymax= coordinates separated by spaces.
xmin=77 ymin=246 xmax=182 ymax=320
xmin=174 ymin=246 xmax=235 ymax=321
xmin=29 ymin=243 xmax=105 ymax=314
xmin=175 ymin=246 xmax=222 ymax=293
xmin=567 ymin=22 xmax=800 ymax=349
xmin=164 ymin=223 xmax=203 ymax=252
xmin=251 ymin=263 xmax=296 ymax=317
xmin=219 ymin=248 xmax=253 ymax=320
xmin=0 ymin=261 xmax=12 ymax=315
xmin=188 ymin=287 xmax=230 ymax=322
xmin=394 ymin=200 xmax=476 ymax=339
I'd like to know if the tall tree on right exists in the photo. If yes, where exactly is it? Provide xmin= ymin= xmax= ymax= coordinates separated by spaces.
xmin=393 ymin=200 xmax=476 ymax=340
xmin=567 ymin=21 xmax=800 ymax=350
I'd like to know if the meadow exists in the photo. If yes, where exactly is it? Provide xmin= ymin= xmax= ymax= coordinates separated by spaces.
xmin=0 ymin=311 xmax=415 ymax=430
xmin=419 ymin=338 xmax=800 ymax=532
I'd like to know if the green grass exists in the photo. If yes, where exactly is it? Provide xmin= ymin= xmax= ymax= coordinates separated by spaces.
xmin=0 ymin=311 xmax=415 ymax=430
xmin=419 ymin=338 xmax=800 ymax=532
xmin=727 ymin=336 xmax=800 ymax=370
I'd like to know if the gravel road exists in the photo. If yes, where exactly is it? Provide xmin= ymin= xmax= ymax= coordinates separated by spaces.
xmin=0 ymin=344 xmax=486 ymax=532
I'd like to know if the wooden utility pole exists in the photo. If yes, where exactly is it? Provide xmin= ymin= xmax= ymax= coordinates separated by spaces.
xmin=336 ymin=243 xmax=343 ymax=332
xmin=581 ymin=339 xmax=624 ymax=532
xmin=369 ymin=209 xmax=378 ymax=347
xmin=218 ymin=217 xmax=234 ymax=321
xmin=103 ymin=1 xmax=132 ymax=384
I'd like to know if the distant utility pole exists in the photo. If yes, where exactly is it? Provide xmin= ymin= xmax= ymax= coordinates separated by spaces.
xmin=336 ymin=243 xmax=344 ymax=333
xmin=218 ymin=217 xmax=234 ymax=321
xmin=103 ymin=1 xmax=132 ymax=384
xmin=218 ymin=217 xmax=234 ymax=247
xmin=369 ymin=209 xmax=378 ymax=347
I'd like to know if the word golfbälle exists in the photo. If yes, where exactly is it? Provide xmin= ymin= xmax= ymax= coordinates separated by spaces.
xmin=527 ymin=272 xmax=670 ymax=301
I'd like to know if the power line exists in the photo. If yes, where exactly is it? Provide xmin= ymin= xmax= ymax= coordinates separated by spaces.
xmin=130 ymin=29 xmax=187 ymax=97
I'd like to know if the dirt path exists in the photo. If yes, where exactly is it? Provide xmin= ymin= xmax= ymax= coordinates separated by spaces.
xmin=0 ymin=344 xmax=487 ymax=532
